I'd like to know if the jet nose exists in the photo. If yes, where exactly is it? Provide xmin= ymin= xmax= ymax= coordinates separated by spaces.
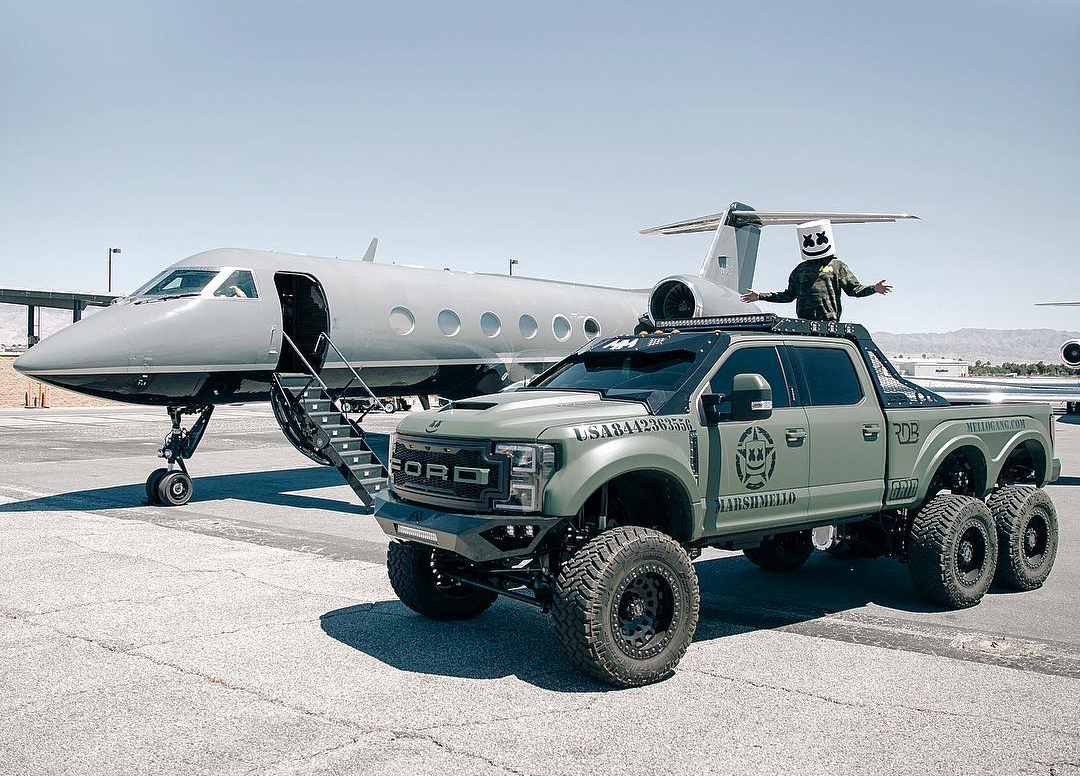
xmin=13 ymin=307 xmax=131 ymax=381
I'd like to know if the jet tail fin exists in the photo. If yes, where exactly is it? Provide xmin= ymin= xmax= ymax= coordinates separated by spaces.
xmin=362 ymin=238 xmax=379 ymax=262
xmin=641 ymin=204 xmax=918 ymax=293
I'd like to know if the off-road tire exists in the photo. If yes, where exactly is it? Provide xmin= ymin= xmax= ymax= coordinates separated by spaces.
xmin=386 ymin=542 xmax=497 ymax=621
xmin=908 ymin=494 xmax=998 ymax=608
xmin=986 ymin=486 xmax=1058 ymax=591
xmin=743 ymin=531 xmax=814 ymax=571
xmin=552 ymin=526 xmax=700 ymax=687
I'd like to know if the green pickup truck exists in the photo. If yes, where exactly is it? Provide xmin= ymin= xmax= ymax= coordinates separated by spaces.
xmin=373 ymin=314 xmax=1060 ymax=686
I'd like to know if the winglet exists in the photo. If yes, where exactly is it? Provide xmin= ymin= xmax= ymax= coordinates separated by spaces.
xmin=362 ymin=238 xmax=379 ymax=262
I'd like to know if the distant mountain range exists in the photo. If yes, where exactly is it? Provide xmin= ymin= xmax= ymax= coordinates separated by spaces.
xmin=1 ymin=302 xmax=1076 ymax=365
xmin=870 ymin=328 xmax=1080 ymax=365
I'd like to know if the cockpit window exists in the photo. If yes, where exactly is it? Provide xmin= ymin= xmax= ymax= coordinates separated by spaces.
xmin=132 ymin=269 xmax=219 ymax=297
xmin=213 ymin=270 xmax=258 ymax=299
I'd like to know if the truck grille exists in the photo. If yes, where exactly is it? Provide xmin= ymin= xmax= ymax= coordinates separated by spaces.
xmin=389 ymin=435 xmax=508 ymax=510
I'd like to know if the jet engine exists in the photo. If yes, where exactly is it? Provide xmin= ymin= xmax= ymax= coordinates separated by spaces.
xmin=1061 ymin=340 xmax=1080 ymax=369
xmin=648 ymin=275 xmax=744 ymax=322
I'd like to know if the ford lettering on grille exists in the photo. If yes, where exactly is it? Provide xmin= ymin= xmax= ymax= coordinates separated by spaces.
xmin=389 ymin=435 xmax=507 ymax=509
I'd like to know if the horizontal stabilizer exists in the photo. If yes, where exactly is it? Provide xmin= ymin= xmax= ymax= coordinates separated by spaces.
xmin=641 ymin=210 xmax=919 ymax=235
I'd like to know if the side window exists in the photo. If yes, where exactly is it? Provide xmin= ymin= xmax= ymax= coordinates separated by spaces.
xmin=214 ymin=270 xmax=258 ymax=298
xmin=708 ymin=347 xmax=790 ymax=408
xmin=794 ymin=347 xmax=863 ymax=406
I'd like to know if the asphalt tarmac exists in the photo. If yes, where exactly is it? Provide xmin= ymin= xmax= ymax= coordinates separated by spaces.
xmin=1 ymin=405 xmax=1078 ymax=775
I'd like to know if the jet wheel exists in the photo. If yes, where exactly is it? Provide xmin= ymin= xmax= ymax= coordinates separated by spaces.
xmin=145 ymin=468 xmax=168 ymax=505
xmin=157 ymin=471 xmax=193 ymax=507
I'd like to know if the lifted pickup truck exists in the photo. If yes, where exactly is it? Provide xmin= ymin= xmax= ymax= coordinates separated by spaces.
xmin=373 ymin=314 xmax=1060 ymax=686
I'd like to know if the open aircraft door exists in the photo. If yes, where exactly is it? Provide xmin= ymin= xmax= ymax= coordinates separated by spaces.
xmin=273 ymin=272 xmax=330 ymax=373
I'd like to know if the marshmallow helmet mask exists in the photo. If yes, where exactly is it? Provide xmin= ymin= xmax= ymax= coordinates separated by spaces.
xmin=796 ymin=219 xmax=836 ymax=262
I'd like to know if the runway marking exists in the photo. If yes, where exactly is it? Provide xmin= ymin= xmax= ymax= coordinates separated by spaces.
xmin=0 ymin=418 xmax=55 ymax=428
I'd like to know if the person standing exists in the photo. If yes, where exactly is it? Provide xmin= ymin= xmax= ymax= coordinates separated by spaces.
xmin=741 ymin=219 xmax=892 ymax=321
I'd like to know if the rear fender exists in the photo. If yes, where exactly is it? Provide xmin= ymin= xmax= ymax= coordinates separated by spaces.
xmin=913 ymin=434 xmax=990 ymax=500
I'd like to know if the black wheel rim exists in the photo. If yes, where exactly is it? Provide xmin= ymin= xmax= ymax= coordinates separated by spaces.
xmin=610 ymin=562 xmax=679 ymax=660
xmin=955 ymin=520 xmax=989 ymax=586
xmin=1021 ymin=508 xmax=1051 ymax=570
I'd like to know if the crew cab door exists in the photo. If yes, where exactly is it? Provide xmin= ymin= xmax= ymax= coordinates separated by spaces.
xmin=786 ymin=342 xmax=886 ymax=521
xmin=701 ymin=344 xmax=810 ymax=534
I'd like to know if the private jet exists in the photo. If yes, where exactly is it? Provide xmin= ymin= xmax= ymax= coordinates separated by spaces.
xmin=14 ymin=203 xmax=920 ymax=506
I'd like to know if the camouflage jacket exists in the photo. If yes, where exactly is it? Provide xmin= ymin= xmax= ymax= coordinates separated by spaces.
xmin=757 ymin=257 xmax=876 ymax=321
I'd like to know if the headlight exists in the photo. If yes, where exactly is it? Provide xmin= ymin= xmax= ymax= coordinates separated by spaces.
xmin=386 ymin=431 xmax=397 ymax=481
xmin=493 ymin=443 xmax=556 ymax=512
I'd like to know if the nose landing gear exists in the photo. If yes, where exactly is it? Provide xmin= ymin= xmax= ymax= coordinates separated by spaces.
xmin=145 ymin=405 xmax=214 ymax=507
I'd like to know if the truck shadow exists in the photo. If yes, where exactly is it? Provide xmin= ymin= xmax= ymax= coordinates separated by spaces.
xmin=0 ymin=467 xmax=369 ymax=516
xmin=320 ymin=552 xmax=954 ymax=693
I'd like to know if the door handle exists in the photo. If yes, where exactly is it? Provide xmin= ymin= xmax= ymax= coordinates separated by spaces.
xmin=862 ymin=423 xmax=881 ymax=440
xmin=785 ymin=428 xmax=807 ymax=445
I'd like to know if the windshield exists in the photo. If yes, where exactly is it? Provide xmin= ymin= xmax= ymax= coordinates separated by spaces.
xmin=528 ymin=332 xmax=729 ymax=412
xmin=131 ymin=269 xmax=220 ymax=297
xmin=530 ymin=349 xmax=699 ymax=405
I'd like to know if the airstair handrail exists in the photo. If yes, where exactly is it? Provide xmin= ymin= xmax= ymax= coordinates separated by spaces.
xmin=277 ymin=330 xmax=331 ymax=394
xmin=314 ymin=332 xmax=380 ymax=404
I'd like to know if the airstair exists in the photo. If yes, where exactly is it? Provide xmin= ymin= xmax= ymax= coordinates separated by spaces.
xmin=270 ymin=331 xmax=389 ymax=508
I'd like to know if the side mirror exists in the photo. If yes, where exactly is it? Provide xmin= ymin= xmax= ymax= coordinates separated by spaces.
xmin=731 ymin=373 xmax=773 ymax=422
xmin=701 ymin=392 xmax=725 ymax=426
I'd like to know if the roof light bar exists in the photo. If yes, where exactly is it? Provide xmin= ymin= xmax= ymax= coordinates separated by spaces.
xmin=649 ymin=314 xmax=871 ymax=342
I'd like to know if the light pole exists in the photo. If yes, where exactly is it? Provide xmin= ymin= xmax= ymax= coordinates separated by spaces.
xmin=108 ymin=247 xmax=122 ymax=292
xmin=509 ymin=258 xmax=519 ymax=276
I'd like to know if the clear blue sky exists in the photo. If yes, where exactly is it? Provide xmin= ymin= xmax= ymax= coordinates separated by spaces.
xmin=1 ymin=0 xmax=1077 ymax=333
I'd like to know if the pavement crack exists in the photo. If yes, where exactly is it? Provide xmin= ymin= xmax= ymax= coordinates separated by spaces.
xmin=17 ymin=575 xmax=236 ymax=618
xmin=414 ymin=696 xmax=604 ymax=734
xmin=1 ymin=608 xmax=376 ymax=735
xmin=390 ymin=729 xmax=533 ymax=776
xmin=685 ymin=665 xmax=1080 ymax=737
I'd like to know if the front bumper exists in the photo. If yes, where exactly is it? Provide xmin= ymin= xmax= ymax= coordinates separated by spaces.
xmin=373 ymin=491 xmax=565 ymax=563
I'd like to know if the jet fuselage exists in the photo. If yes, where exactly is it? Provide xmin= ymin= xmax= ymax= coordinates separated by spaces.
xmin=13 ymin=248 xmax=660 ymax=405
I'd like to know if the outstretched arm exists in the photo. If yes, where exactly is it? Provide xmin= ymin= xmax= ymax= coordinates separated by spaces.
xmin=838 ymin=262 xmax=890 ymax=298
xmin=742 ymin=270 xmax=797 ymax=304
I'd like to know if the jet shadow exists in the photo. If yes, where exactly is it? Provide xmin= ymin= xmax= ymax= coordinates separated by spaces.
xmin=320 ymin=552 xmax=955 ymax=693
xmin=0 ymin=466 xmax=369 ymax=516
xmin=0 ymin=433 xmax=391 ymax=516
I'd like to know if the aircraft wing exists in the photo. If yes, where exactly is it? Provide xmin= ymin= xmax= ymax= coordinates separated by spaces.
xmin=1036 ymin=301 xmax=1080 ymax=306
xmin=910 ymin=375 xmax=1080 ymax=406
xmin=640 ymin=211 xmax=919 ymax=235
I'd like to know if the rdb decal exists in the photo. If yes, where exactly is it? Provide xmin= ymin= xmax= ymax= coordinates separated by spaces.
xmin=888 ymin=478 xmax=919 ymax=500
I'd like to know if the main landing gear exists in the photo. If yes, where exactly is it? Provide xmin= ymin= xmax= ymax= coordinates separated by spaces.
xmin=145 ymin=405 xmax=214 ymax=507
